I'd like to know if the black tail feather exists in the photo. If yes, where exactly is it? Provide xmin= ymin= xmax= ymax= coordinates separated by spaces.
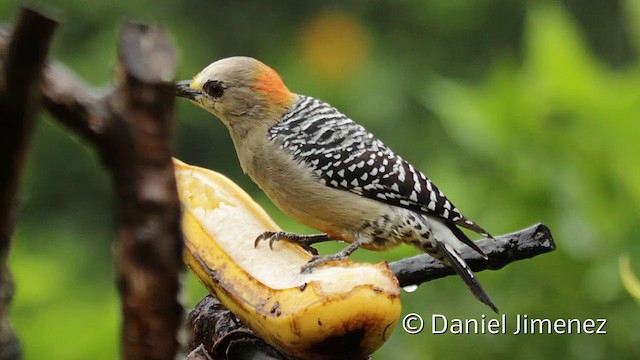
xmin=435 ymin=240 xmax=499 ymax=313
xmin=446 ymin=222 xmax=488 ymax=260
xmin=454 ymin=216 xmax=494 ymax=239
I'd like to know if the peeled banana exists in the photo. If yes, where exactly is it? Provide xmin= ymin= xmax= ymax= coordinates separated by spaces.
xmin=174 ymin=159 xmax=401 ymax=360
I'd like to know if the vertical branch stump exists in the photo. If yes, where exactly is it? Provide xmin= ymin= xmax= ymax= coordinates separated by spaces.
xmin=0 ymin=8 xmax=58 ymax=360
xmin=107 ymin=22 xmax=182 ymax=360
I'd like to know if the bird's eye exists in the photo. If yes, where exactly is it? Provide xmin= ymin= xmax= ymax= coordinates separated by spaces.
xmin=203 ymin=80 xmax=225 ymax=98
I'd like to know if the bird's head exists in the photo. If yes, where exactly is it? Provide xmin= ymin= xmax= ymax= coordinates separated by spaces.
xmin=176 ymin=57 xmax=296 ymax=137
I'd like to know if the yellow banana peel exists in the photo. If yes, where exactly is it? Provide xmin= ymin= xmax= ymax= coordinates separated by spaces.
xmin=174 ymin=159 xmax=401 ymax=360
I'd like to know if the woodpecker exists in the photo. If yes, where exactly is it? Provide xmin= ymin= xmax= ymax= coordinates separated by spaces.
xmin=176 ymin=56 xmax=498 ymax=312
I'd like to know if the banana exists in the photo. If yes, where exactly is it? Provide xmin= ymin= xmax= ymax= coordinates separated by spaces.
xmin=174 ymin=159 xmax=401 ymax=360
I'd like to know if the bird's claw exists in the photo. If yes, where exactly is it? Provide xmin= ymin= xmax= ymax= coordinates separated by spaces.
xmin=254 ymin=231 xmax=320 ymax=256
xmin=300 ymin=243 xmax=319 ymax=256
xmin=254 ymin=231 xmax=282 ymax=250
xmin=254 ymin=231 xmax=275 ymax=249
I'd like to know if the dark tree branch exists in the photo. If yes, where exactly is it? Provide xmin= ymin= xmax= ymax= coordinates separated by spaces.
xmin=187 ymin=224 xmax=556 ymax=359
xmin=389 ymin=223 xmax=556 ymax=287
xmin=0 ymin=8 xmax=57 ymax=360
xmin=187 ymin=345 xmax=215 ymax=360
xmin=0 ymin=9 xmax=57 ymax=238
xmin=40 ymin=63 xmax=106 ymax=144
xmin=109 ymin=21 xmax=183 ymax=360
xmin=1 ymin=27 xmax=106 ymax=144
xmin=188 ymin=296 xmax=291 ymax=360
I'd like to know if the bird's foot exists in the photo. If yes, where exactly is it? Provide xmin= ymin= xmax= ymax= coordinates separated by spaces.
xmin=299 ymin=240 xmax=364 ymax=274
xmin=300 ymin=253 xmax=348 ymax=274
xmin=254 ymin=231 xmax=329 ymax=256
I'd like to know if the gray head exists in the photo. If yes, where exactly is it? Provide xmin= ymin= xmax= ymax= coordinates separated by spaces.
xmin=176 ymin=57 xmax=297 ymax=137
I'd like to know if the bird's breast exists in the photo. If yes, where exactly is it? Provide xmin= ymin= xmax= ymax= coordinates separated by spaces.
xmin=243 ymin=139 xmax=386 ymax=242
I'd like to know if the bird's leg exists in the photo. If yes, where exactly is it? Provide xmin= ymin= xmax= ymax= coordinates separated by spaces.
xmin=300 ymin=239 xmax=364 ymax=274
xmin=254 ymin=231 xmax=331 ymax=255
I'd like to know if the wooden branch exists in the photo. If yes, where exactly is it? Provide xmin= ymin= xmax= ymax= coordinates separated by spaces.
xmin=41 ymin=63 xmax=106 ymax=144
xmin=187 ymin=223 xmax=555 ymax=359
xmin=0 ymin=11 xmax=183 ymax=360
xmin=0 ymin=8 xmax=57 ymax=360
xmin=188 ymin=296 xmax=291 ymax=360
xmin=186 ymin=345 xmax=215 ymax=360
xmin=389 ymin=223 xmax=556 ymax=287
xmin=108 ymin=21 xmax=183 ymax=360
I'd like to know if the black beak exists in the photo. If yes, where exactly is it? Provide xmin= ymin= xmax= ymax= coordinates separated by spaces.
xmin=175 ymin=80 xmax=200 ymax=100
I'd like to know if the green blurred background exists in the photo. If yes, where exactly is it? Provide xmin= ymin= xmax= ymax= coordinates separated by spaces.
xmin=2 ymin=0 xmax=640 ymax=359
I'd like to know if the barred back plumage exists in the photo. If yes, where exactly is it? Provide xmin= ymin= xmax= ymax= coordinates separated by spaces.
xmin=268 ymin=95 xmax=491 ymax=238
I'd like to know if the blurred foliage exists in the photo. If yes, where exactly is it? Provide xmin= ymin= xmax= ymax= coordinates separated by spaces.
xmin=619 ymin=254 xmax=640 ymax=304
xmin=1 ymin=0 xmax=639 ymax=359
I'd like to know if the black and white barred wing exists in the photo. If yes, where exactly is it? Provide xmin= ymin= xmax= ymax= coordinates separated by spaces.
xmin=268 ymin=96 xmax=491 ymax=237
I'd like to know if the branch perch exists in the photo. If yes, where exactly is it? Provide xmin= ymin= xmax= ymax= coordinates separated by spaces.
xmin=390 ymin=222 xmax=555 ymax=287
